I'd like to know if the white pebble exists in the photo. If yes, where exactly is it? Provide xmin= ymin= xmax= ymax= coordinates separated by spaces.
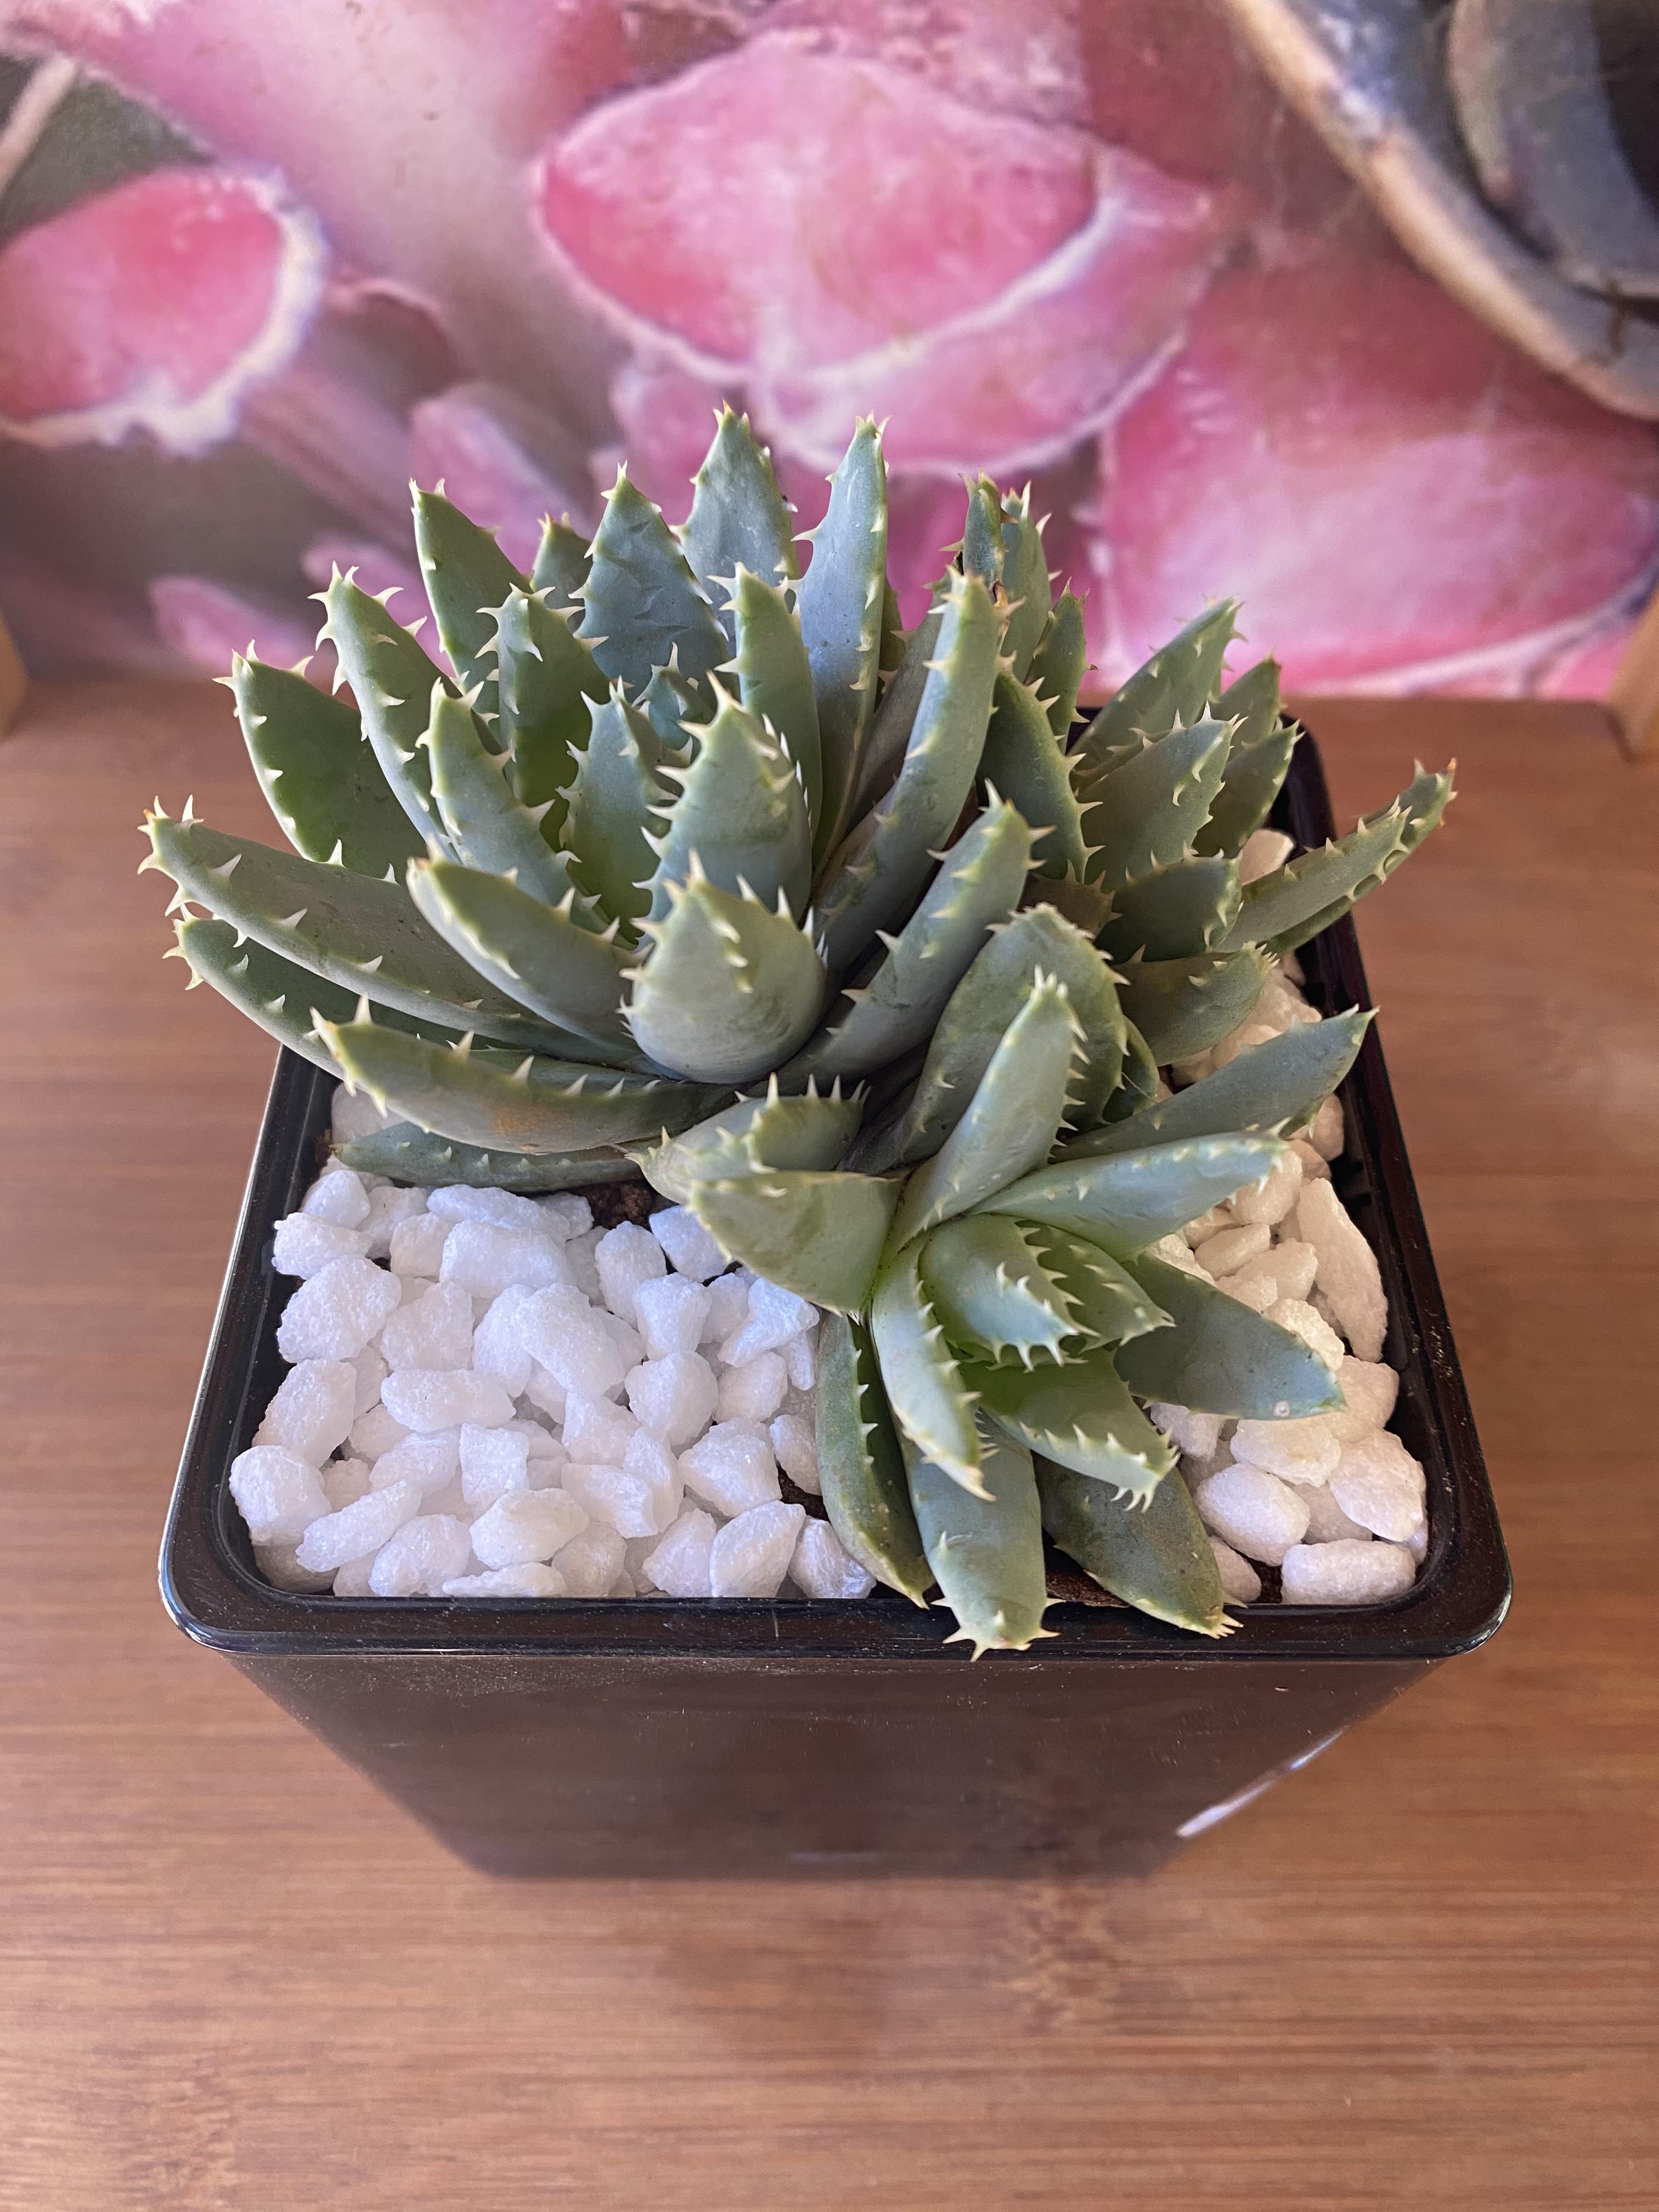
xmin=229 ymin=1445 xmax=330 ymax=1543
xmin=648 ymin=1204 xmax=729 ymax=1282
xmin=1230 ymin=1413 xmax=1342 ymax=1486
xmin=1282 ymin=1538 xmax=1415 ymax=1604
xmin=389 ymin=1212 xmax=450 ymax=1278
xmin=349 ymin=1401 xmax=408 ymax=1460
xmin=1260 ymin=1238 xmax=1318 ymax=1304
xmin=470 ymin=1488 xmax=588 ymax=1568
xmin=594 ymin=1221 xmax=667 ymax=1322
xmin=709 ymin=1502 xmax=805 ymax=1598
xmin=1193 ymin=1464 xmax=1310 ymax=1566
xmin=562 ymin=1227 xmax=603 ymax=1302
xmin=1208 ymin=1536 xmax=1262 ymax=1604
xmin=679 ymin=1421 xmax=780 ymax=1517
xmin=349 ymin=1345 xmax=387 ymax=1416
xmin=380 ymin=1368 xmax=515 ymax=1434
xmin=253 ymin=1541 xmax=335 ymax=1593
xmin=698 ymin=1273 xmax=750 ymax=1344
xmin=770 ymin=1412 xmax=820 ymax=1493
xmin=1289 ymin=1136 xmax=1331 ymax=1181
xmin=1309 ymin=1093 xmax=1345 ymax=1161
xmin=562 ymin=1391 xmax=637 ymax=1464
xmin=1301 ymin=1481 xmax=1373 ymax=1544
xmin=790 ymin=1515 xmax=874 ymax=1599
xmin=1149 ymin=1402 xmax=1223 ymax=1462
xmin=562 ymin=1459 xmax=672 ymax=1539
xmin=642 ymin=1507 xmax=717 ymax=1598
xmin=321 ymin=1456 xmax=372 ymax=1511
xmin=443 ymin=1563 xmax=568 ymax=1598
xmin=1183 ymin=1204 xmax=1231 ymax=1246
xmin=534 ymin=1192 xmax=592 ymax=1243
xmin=427 ymin=1183 xmax=543 ymax=1230
xmin=508 ymin=1415 xmax=565 ymax=1465
xmin=1193 ymin=1221 xmax=1271 ymax=1277
xmin=782 ymin=1329 xmax=817 ymax=1391
xmin=272 ymin=1212 xmax=370 ymax=1278
xmin=359 ymin=1184 xmax=426 ymax=1260
xmin=470 ymin=1284 xmax=535 ymax=1397
xmin=296 ymin=1477 xmax=422 ymax=1571
xmin=521 ymin=1362 xmax=568 ymax=1421
xmin=1210 ymin=1019 xmax=1278 ymax=1071
xmin=1149 ymin=1232 xmax=1210 ymax=1279
xmin=1231 ymin=1147 xmax=1304 ymax=1227
xmin=369 ymin=1428 xmax=461 ymax=1495
xmin=599 ymin=1308 xmax=645 ymax=1375
xmin=332 ymin=1553 xmax=377 ymax=1596
xmin=301 ymin=1166 xmax=371 ymax=1228
xmin=368 ymin=1514 xmax=472 ymax=1596
xmin=329 ymin=1085 xmax=394 ymax=1144
xmin=626 ymin=1351 xmax=718 ymax=1445
xmin=254 ymin=1357 xmax=357 ymax=1466
xmin=721 ymin=1279 xmax=817 ymax=1365
xmin=1295 ymin=1180 xmax=1386 ymax=1360
xmin=1238 ymin=827 xmax=1294 ymax=884
xmin=554 ymin=1523 xmax=626 ymax=1596
xmin=716 ymin=1350 xmax=788 ymax=1424
xmin=521 ymin=1286 xmax=628 ymax=1396
xmin=459 ymin=1421 xmax=531 ymax=1508
xmin=1267 ymin=1295 xmax=1346 ymax=1371
xmin=1329 ymin=1431 xmax=1425 ymax=1542
xmin=439 ymin=1218 xmax=571 ymax=1299
xmin=1215 ymin=1266 xmax=1276 ymax=1312
xmin=379 ymin=1279 xmax=475 ymax=1371
xmin=626 ymin=1427 xmax=685 ymax=1526
xmin=1329 ymin=1356 xmax=1400 ymax=1445
xmin=634 ymin=1273 xmax=711 ymax=1359
xmin=276 ymin=1255 xmax=401 ymax=1362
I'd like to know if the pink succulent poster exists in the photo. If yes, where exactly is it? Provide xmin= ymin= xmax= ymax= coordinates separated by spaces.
xmin=0 ymin=0 xmax=1654 ymax=698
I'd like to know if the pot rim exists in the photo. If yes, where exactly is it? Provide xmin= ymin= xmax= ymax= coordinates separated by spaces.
xmin=160 ymin=735 xmax=1511 ymax=1666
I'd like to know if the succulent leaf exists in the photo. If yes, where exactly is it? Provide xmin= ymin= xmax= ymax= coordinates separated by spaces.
xmin=876 ymin=905 xmax=1126 ymax=1169
xmin=579 ymin=467 xmax=726 ymax=702
xmin=337 ymin=1123 xmax=635 ymax=1189
xmin=230 ymin=653 xmax=422 ymax=880
xmin=633 ymin=1084 xmax=864 ymax=1204
xmin=1195 ymin=723 xmax=1299 ymax=860
xmin=967 ymin=1346 xmax=1175 ymax=1506
xmin=888 ymin=975 xmax=1080 ymax=1246
xmin=977 ymin=1133 xmax=1285 ymax=1259
xmin=869 ymin=1242 xmax=984 ymax=1495
xmin=877 ymin=577 xmax=905 ymax=680
xmin=996 ymin=487 xmax=1052 ymax=682
xmin=426 ymin=684 xmax=572 ymax=903
xmin=1037 ymin=1458 xmax=1230 ymax=1636
xmin=1107 ymin=1019 xmax=1162 ymax=1122
xmin=321 ymin=1014 xmax=727 ymax=1154
xmin=815 ymin=1312 xmax=931 ymax=1603
xmin=961 ymin=476 xmax=1003 ymax=586
xmin=848 ymin=579 xmax=946 ymax=819
xmin=407 ymin=855 xmax=638 ymax=1061
xmin=1026 ymin=1226 xmax=1172 ymax=1348
xmin=1117 ymin=946 xmax=1272 ymax=1063
xmin=531 ymin=515 xmax=591 ymax=610
xmin=636 ymin=662 xmax=706 ymax=751
xmin=1096 ymin=853 xmax=1242 ymax=962
xmin=679 ymin=405 xmax=797 ymax=636
xmin=918 ymin=1213 xmax=1077 ymax=1367
xmin=1116 ymin=1253 xmax=1344 ymax=1417
xmin=684 ymin=1168 xmax=897 ymax=1312
xmin=813 ymin=571 xmax=1000 ymax=974
xmin=731 ymin=565 xmax=822 ymax=834
xmin=1211 ymin=655 xmax=1283 ymax=748
xmin=492 ymin=584 xmax=610 ymax=836
xmin=412 ymin=484 xmax=525 ymax=718
xmin=626 ymin=870 xmax=827 ymax=1084
xmin=1028 ymin=591 xmax=1088 ymax=739
xmin=560 ymin=685 xmax=673 ymax=930
xmin=979 ymin=666 xmax=1089 ymax=881
xmin=171 ymin=915 xmax=462 ymax=1075
xmin=797 ymin=418 xmax=888 ymax=865
xmin=1065 ymin=1011 xmax=1372 ymax=1162
xmin=647 ymin=683 xmax=811 ymax=924
xmin=780 ymin=799 xmax=1032 ymax=1086
xmin=1078 ymin=715 xmax=1232 ymax=892
xmin=1217 ymin=809 xmax=1407 ymax=955
xmin=318 ymin=567 xmax=455 ymax=855
xmin=904 ymin=1425 xmax=1052 ymax=1656
xmin=146 ymin=814 xmax=573 ymax=1056
xmin=1070 ymin=600 xmax=1238 ymax=778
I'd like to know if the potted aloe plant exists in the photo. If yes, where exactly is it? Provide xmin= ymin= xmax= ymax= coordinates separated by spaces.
xmin=153 ymin=413 xmax=1508 ymax=1875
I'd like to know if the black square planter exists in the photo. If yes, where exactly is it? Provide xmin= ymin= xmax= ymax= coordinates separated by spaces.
xmin=160 ymin=737 xmax=1509 ymax=1878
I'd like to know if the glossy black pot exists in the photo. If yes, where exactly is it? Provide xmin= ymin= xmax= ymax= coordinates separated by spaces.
xmin=160 ymin=737 xmax=1509 ymax=1877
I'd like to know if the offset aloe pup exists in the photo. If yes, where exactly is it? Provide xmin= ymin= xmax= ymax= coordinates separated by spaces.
xmin=143 ymin=411 xmax=1450 ymax=1650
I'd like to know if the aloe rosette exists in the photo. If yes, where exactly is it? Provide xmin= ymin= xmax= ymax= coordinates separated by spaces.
xmin=143 ymin=409 xmax=1449 ymax=1649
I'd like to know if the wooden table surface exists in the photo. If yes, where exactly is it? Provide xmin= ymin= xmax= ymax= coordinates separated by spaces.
xmin=2 ymin=680 xmax=1655 ymax=2211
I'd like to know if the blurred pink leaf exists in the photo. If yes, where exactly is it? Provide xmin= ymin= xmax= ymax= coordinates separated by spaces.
xmin=150 ymin=573 xmax=326 ymax=680
xmin=411 ymin=383 xmax=596 ymax=568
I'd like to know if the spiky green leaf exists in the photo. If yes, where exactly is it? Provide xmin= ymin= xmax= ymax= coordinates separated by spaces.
xmin=412 ymin=485 xmax=524 ymax=718
xmin=647 ymin=684 xmax=811 ymax=924
xmin=798 ymin=418 xmax=888 ymax=865
xmin=870 ymin=1242 xmax=984 ymax=1495
xmin=336 ymin=1124 xmax=635 ymax=1190
xmin=731 ymin=565 xmax=822 ymax=834
xmin=1028 ymin=590 xmax=1088 ymax=738
xmin=977 ymin=1133 xmax=1285 ymax=1258
xmin=492 ymin=584 xmax=610 ymax=837
xmin=1116 ymin=1254 xmax=1344 ymax=1416
xmin=967 ymin=1348 xmax=1174 ymax=1506
xmin=1070 ymin=600 xmax=1238 ymax=778
xmin=996 ymin=486 xmax=1052 ymax=681
xmin=979 ymin=667 xmax=1088 ymax=880
xmin=1037 ymin=1459 xmax=1229 ymax=1636
xmin=905 ymin=1425 xmax=1052 ymax=1656
xmin=317 ymin=568 xmax=455 ymax=854
xmin=1216 ymin=809 xmax=1406 ymax=954
xmin=530 ymin=515 xmax=591 ymax=610
xmin=562 ymin=685 xmax=673 ymax=929
xmin=685 ymin=1167 xmax=896 ymax=1313
xmin=1026 ymin=1226 xmax=1172 ymax=1348
xmin=1096 ymin=853 xmax=1242 ymax=962
xmin=1078 ymin=715 xmax=1232 ymax=892
xmin=848 ymin=579 xmax=946 ymax=819
xmin=633 ymin=1084 xmax=864 ymax=1205
xmin=816 ymin=1313 xmax=930 ymax=1603
xmin=426 ymin=685 xmax=570 ymax=902
xmin=578 ymin=468 xmax=726 ymax=702
xmin=626 ymin=870 xmax=826 ymax=1084
xmin=918 ymin=1214 xmax=1076 ymax=1367
xmin=1117 ymin=946 xmax=1272 ymax=1063
xmin=230 ymin=653 xmax=422 ymax=880
xmin=679 ymin=406 xmax=797 ymax=637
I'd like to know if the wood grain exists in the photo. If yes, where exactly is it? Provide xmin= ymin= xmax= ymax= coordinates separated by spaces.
xmin=1 ymin=680 xmax=1655 ymax=2212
